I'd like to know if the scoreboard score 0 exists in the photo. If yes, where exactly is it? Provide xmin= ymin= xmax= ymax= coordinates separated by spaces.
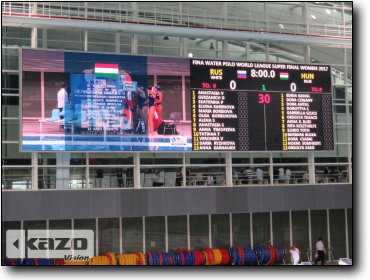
xmin=190 ymin=59 xmax=333 ymax=152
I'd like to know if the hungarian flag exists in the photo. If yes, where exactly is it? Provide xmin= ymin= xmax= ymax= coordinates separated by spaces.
xmin=95 ymin=63 xmax=119 ymax=78
xmin=280 ymin=72 xmax=289 ymax=80
xmin=124 ymin=81 xmax=134 ymax=89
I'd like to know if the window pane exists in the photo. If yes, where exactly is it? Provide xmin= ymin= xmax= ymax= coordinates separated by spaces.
xmin=347 ymin=208 xmax=352 ymax=259
xmin=23 ymin=220 xmax=47 ymax=258
xmin=49 ymin=219 xmax=72 ymax=260
xmin=2 ymin=143 xmax=32 ymax=165
xmin=140 ymin=153 xmax=182 ymax=165
xmin=188 ymin=153 xmax=226 ymax=164
xmin=311 ymin=210 xmax=329 ymax=262
xmin=89 ymin=167 xmax=134 ymax=188
xmin=329 ymin=209 xmax=346 ymax=260
xmin=291 ymin=210 xmax=309 ymax=262
xmin=74 ymin=219 xmax=96 ymax=256
xmin=2 ymin=72 xmax=19 ymax=93
xmin=2 ymin=96 xmax=19 ymax=118
xmin=186 ymin=166 xmax=226 ymax=186
xmin=252 ymin=212 xmax=270 ymax=247
xmin=141 ymin=167 xmax=182 ymax=187
xmin=98 ymin=218 xmax=120 ymax=255
xmin=145 ymin=216 xmax=165 ymax=252
xmin=122 ymin=217 xmax=143 ymax=254
xmin=2 ymin=119 xmax=19 ymax=141
xmin=89 ymin=153 xmax=133 ymax=165
xmin=1 ymin=221 xmax=21 ymax=261
xmin=2 ymin=167 xmax=32 ymax=190
xmin=211 ymin=214 xmax=230 ymax=249
xmin=232 ymin=213 xmax=251 ymax=247
xmin=2 ymin=54 xmax=19 ymax=70
xmin=272 ymin=211 xmax=290 ymax=263
xmin=38 ymin=167 xmax=86 ymax=189
xmin=168 ymin=215 xmax=187 ymax=252
xmin=190 ymin=215 xmax=209 ymax=250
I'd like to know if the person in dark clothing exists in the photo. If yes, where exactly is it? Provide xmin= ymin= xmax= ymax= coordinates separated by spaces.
xmin=152 ymin=171 xmax=164 ymax=187
xmin=315 ymin=237 xmax=327 ymax=265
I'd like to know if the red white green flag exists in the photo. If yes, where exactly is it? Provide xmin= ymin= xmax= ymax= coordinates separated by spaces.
xmin=95 ymin=63 xmax=119 ymax=78
xmin=280 ymin=72 xmax=289 ymax=80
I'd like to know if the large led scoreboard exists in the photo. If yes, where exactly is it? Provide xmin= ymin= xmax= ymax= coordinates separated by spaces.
xmin=21 ymin=50 xmax=333 ymax=152
xmin=190 ymin=59 xmax=333 ymax=151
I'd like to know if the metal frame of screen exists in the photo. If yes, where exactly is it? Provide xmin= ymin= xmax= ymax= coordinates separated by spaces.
xmin=18 ymin=47 xmax=334 ymax=153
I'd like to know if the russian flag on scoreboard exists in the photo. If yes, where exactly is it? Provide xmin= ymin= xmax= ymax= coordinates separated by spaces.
xmin=237 ymin=70 xmax=247 ymax=79
xmin=280 ymin=72 xmax=289 ymax=80
xmin=95 ymin=63 xmax=119 ymax=78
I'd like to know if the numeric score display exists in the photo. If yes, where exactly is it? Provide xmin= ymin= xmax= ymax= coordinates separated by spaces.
xmin=190 ymin=59 xmax=333 ymax=152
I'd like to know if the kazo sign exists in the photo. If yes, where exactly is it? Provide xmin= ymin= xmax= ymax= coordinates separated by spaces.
xmin=6 ymin=230 xmax=94 ymax=259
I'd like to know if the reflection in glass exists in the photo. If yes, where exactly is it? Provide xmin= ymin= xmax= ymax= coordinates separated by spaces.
xmin=145 ymin=216 xmax=165 ymax=252
xmin=252 ymin=212 xmax=270 ymax=247
xmin=211 ymin=214 xmax=230 ymax=249
xmin=2 ymin=221 xmax=21 ymax=260
xmin=329 ymin=209 xmax=346 ymax=260
xmin=291 ymin=211 xmax=309 ymax=262
xmin=168 ymin=215 xmax=187 ymax=252
xmin=311 ymin=210 xmax=329 ymax=262
xmin=190 ymin=215 xmax=209 ymax=251
xmin=232 ymin=213 xmax=251 ymax=248
xmin=122 ymin=217 xmax=143 ymax=254
xmin=272 ymin=211 xmax=290 ymax=263
xmin=98 ymin=218 xmax=120 ymax=255
xmin=347 ymin=209 xmax=352 ymax=259
xmin=74 ymin=219 xmax=96 ymax=256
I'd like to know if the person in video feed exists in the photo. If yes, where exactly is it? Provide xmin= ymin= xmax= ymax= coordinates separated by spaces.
xmin=145 ymin=85 xmax=156 ymax=136
xmin=137 ymin=86 xmax=148 ymax=131
xmin=154 ymin=85 xmax=163 ymax=120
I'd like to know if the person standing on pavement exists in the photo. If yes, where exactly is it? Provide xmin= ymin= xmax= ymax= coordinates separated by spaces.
xmin=290 ymin=246 xmax=300 ymax=265
xmin=315 ymin=237 xmax=327 ymax=265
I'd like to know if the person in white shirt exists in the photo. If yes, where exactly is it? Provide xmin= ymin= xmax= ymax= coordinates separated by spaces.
xmin=57 ymin=84 xmax=69 ymax=116
xmin=315 ymin=237 xmax=327 ymax=265
xmin=285 ymin=168 xmax=291 ymax=183
xmin=278 ymin=167 xmax=285 ymax=182
xmin=256 ymin=168 xmax=263 ymax=181
xmin=290 ymin=246 xmax=300 ymax=265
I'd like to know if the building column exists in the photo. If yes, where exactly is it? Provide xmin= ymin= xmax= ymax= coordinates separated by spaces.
xmin=304 ymin=46 xmax=311 ymax=64
xmin=308 ymin=152 xmax=315 ymax=184
xmin=84 ymin=31 xmax=88 ymax=52
xmin=245 ymin=42 xmax=251 ymax=60
xmin=222 ymin=2 xmax=227 ymax=27
xmin=132 ymin=2 xmax=138 ymax=22
xmin=132 ymin=34 xmax=138 ymax=54
xmin=31 ymin=27 xmax=37 ymax=48
xmin=32 ymin=153 xmax=38 ymax=190
xmin=115 ymin=33 xmax=120 ymax=53
xmin=134 ymin=152 xmax=141 ymax=188
xmin=222 ymin=40 xmax=228 ymax=59
xmin=179 ymin=2 xmax=183 ymax=25
xmin=226 ymin=152 xmax=233 ymax=186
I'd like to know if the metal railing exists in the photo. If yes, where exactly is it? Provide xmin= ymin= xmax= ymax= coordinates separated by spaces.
xmin=2 ymin=2 xmax=352 ymax=39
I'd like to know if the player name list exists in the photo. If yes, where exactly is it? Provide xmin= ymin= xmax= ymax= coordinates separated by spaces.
xmin=282 ymin=93 xmax=322 ymax=150
xmin=192 ymin=90 xmax=238 ymax=151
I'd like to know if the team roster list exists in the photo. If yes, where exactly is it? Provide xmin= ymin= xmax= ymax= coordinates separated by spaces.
xmin=192 ymin=89 xmax=240 ymax=151
xmin=71 ymin=74 xmax=126 ymax=135
xmin=191 ymin=89 xmax=332 ymax=151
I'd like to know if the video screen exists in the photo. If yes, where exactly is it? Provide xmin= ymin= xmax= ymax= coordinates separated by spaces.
xmin=21 ymin=50 xmax=333 ymax=152
xmin=21 ymin=50 xmax=192 ymax=151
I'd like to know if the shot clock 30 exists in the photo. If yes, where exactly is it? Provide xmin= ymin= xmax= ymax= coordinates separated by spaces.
xmin=190 ymin=59 xmax=333 ymax=152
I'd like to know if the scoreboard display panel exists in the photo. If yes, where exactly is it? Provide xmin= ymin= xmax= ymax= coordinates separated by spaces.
xmin=190 ymin=59 xmax=333 ymax=151
xmin=20 ymin=50 xmax=333 ymax=152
